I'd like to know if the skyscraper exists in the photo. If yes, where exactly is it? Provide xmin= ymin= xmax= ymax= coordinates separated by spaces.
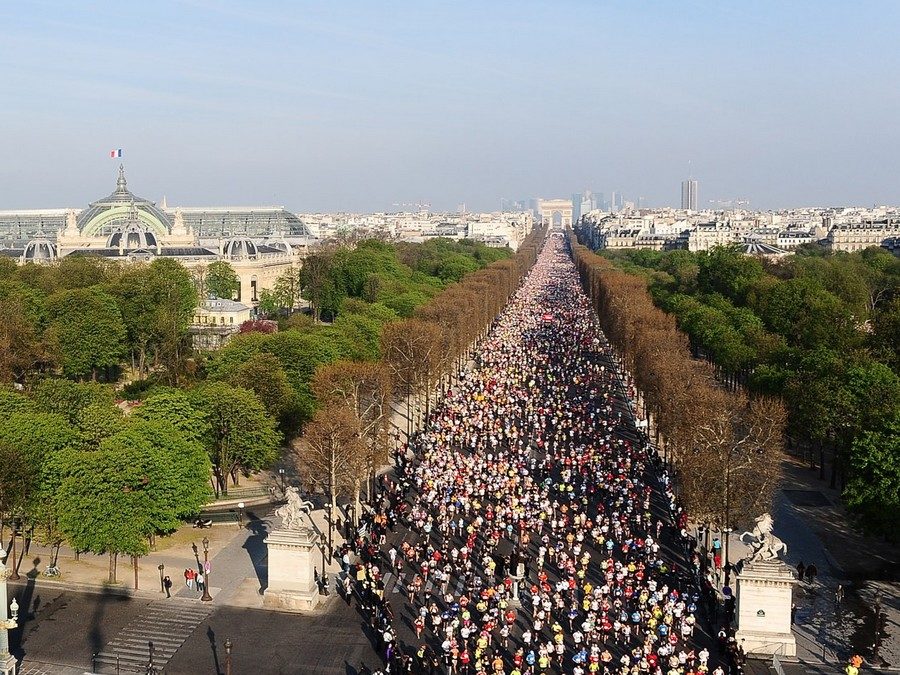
xmin=681 ymin=179 xmax=698 ymax=210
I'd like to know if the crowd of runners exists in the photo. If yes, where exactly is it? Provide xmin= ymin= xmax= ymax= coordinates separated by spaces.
xmin=350 ymin=234 xmax=725 ymax=675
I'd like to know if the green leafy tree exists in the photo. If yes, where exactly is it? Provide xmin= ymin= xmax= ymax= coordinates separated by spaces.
xmin=46 ymin=287 xmax=126 ymax=379
xmin=56 ymin=439 xmax=155 ymax=583
xmin=54 ymin=419 xmax=211 ymax=583
xmin=111 ymin=259 xmax=198 ymax=381
xmin=76 ymin=401 xmax=126 ymax=447
xmin=843 ymin=418 xmax=900 ymax=539
xmin=258 ymin=268 xmax=301 ymax=317
xmin=299 ymin=250 xmax=344 ymax=321
xmin=221 ymin=353 xmax=299 ymax=434
xmin=32 ymin=379 xmax=115 ymax=425
xmin=190 ymin=382 xmax=280 ymax=496
xmin=697 ymin=246 xmax=765 ymax=304
xmin=0 ymin=388 xmax=36 ymax=416
xmin=132 ymin=388 xmax=209 ymax=446
xmin=206 ymin=261 xmax=240 ymax=299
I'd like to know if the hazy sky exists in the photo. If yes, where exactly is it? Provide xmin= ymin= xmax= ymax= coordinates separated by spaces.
xmin=2 ymin=1 xmax=900 ymax=212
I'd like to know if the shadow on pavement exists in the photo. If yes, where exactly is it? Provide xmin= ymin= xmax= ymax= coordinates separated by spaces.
xmin=243 ymin=511 xmax=270 ymax=593
xmin=207 ymin=625 xmax=222 ymax=675
xmin=9 ymin=557 xmax=40 ymax=661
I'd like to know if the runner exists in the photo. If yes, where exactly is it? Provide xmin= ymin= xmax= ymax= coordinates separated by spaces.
xmin=353 ymin=234 xmax=704 ymax=675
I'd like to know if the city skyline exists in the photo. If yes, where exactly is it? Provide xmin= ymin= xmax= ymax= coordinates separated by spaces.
xmin=3 ymin=1 xmax=900 ymax=212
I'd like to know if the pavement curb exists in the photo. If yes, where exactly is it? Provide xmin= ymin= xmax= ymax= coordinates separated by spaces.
xmin=9 ymin=575 xmax=161 ymax=600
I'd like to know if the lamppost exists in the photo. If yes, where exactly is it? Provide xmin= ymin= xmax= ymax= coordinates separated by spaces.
xmin=224 ymin=637 xmax=233 ymax=675
xmin=157 ymin=564 xmax=165 ymax=593
xmin=324 ymin=503 xmax=334 ymax=564
xmin=0 ymin=552 xmax=19 ymax=675
xmin=200 ymin=537 xmax=212 ymax=602
xmin=7 ymin=522 xmax=18 ymax=582
xmin=278 ymin=468 xmax=286 ymax=496
xmin=237 ymin=502 xmax=245 ymax=529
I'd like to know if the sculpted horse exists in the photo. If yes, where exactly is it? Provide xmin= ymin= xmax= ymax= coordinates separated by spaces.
xmin=739 ymin=513 xmax=788 ymax=562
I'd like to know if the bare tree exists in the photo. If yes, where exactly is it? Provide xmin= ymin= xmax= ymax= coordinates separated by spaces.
xmin=292 ymin=406 xmax=366 ymax=525
xmin=312 ymin=361 xmax=392 ymax=510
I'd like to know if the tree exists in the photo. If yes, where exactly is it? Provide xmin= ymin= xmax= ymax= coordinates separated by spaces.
xmin=32 ymin=379 xmax=115 ymax=425
xmin=843 ymin=418 xmax=900 ymax=539
xmin=679 ymin=390 xmax=786 ymax=531
xmin=381 ymin=319 xmax=442 ymax=436
xmin=299 ymin=250 xmax=343 ymax=321
xmin=55 ymin=420 xmax=210 ymax=583
xmin=312 ymin=361 xmax=392 ymax=508
xmin=76 ymin=401 xmax=126 ymax=447
xmin=0 ymin=292 xmax=54 ymax=383
xmin=55 ymin=439 xmax=155 ymax=583
xmin=292 ymin=405 xmax=366 ymax=519
xmin=222 ymin=353 xmax=299 ymax=435
xmin=258 ymin=268 xmax=301 ymax=317
xmin=206 ymin=261 xmax=240 ymax=300
xmin=190 ymin=382 xmax=280 ymax=496
xmin=0 ymin=410 xmax=79 ymax=540
xmin=46 ymin=287 xmax=127 ymax=379
xmin=131 ymin=388 xmax=210 ymax=446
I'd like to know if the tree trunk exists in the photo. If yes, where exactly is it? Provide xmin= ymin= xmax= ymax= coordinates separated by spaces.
xmin=353 ymin=478 xmax=361 ymax=528
xmin=133 ymin=555 xmax=139 ymax=589
xmin=829 ymin=447 xmax=839 ymax=490
xmin=108 ymin=551 xmax=118 ymax=584
xmin=8 ymin=529 xmax=19 ymax=580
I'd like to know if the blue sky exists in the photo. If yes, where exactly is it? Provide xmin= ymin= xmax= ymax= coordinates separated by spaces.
xmin=2 ymin=1 xmax=899 ymax=212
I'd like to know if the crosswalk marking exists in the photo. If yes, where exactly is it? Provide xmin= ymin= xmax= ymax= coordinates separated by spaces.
xmin=93 ymin=599 xmax=212 ymax=673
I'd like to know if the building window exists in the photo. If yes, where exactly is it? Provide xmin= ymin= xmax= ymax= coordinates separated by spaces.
xmin=230 ymin=316 xmax=234 ymax=324
xmin=251 ymin=275 xmax=258 ymax=302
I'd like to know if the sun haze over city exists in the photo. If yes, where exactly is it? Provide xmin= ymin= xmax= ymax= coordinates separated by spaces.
xmin=3 ymin=0 xmax=900 ymax=211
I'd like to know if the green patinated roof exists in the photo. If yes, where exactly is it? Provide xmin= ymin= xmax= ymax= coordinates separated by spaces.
xmin=77 ymin=165 xmax=172 ymax=236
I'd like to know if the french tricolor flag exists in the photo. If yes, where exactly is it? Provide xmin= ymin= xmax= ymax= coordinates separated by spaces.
xmin=109 ymin=149 xmax=123 ymax=158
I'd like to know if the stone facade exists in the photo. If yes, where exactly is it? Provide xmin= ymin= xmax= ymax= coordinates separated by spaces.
xmin=735 ymin=559 xmax=798 ymax=657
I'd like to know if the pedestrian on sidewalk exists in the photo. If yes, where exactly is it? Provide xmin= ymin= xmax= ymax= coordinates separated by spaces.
xmin=197 ymin=572 xmax=205 ymax=593
xmin=163 ymin=576 xmax=172 ymax=598
xmin=796 ymin=560 xmax=806 ymax=581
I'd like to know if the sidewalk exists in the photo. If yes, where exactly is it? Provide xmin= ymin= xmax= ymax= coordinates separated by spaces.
xmin=771 ymin=457 xmax=899 ymax=668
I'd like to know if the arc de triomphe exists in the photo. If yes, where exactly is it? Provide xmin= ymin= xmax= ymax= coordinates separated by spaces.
xmin=538 ymin=199 xmax=574 ymax=228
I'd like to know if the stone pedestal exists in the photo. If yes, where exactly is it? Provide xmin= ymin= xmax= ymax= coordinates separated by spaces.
xmin=263 ymin=527 xmax=321 ymax=612
xmin=0 ymin=653 xmax=16 ymax=675
xmin=735 ymin=559 xmax=797 ymax=657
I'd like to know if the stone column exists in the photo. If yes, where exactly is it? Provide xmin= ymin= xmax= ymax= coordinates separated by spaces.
xmin=263 ymin=527 xmax=321 ymax=611
xmin=734 ymin=559 xmax=797 ymax=657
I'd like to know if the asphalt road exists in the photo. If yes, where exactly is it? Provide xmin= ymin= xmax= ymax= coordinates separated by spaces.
xmin=10 ymin=583 xmax=384 ymax=675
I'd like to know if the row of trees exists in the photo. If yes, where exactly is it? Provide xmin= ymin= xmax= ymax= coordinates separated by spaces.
xmin=0 ymin=256 xmax=197 ymax=384
xmin=297 ymin=238 xmax=511 ymax=321
xmin=569 ymin=235 xmax=787 ymax=532
xmin=585 ymin=238 xmax=900 ymax=538
xmin=295 ymin=227 xmax=547 ymax=526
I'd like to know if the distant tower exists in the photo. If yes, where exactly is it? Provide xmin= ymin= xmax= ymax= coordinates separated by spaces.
xmin=681 ymin=179 xmax=699 ymax=210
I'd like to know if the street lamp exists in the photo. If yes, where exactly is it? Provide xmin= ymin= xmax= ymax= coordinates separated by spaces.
xmin=224 ymin=637 xmax=233 ymax=675
xmin=237 ymin=502 xmax=245 ymax=529
xmin=278 ymin=468 xmax=286 ymax=495
xmin=201 ymin=537 xmax=212 ymax=602
xmin=324 ymin=503 xmax=333 ymax=564
xmin=0 ymin=552 xmax=18 ymax=675
xmin=158 ymin=564 xmax=165 ymax=593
